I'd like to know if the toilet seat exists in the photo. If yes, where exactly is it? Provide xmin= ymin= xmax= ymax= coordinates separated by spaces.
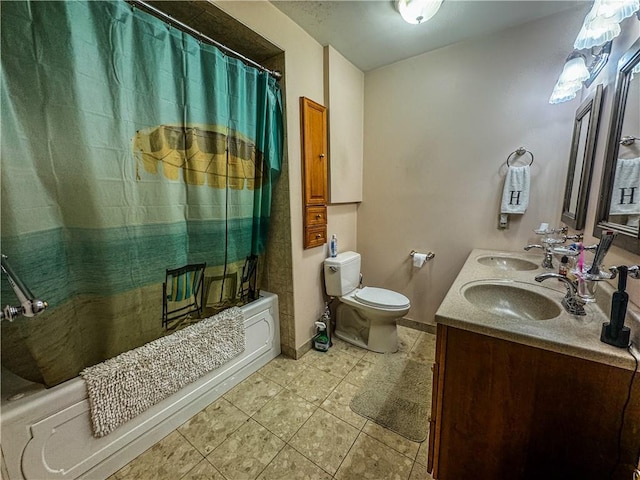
xmin=353 ymin=286 xmax=410 ymax=310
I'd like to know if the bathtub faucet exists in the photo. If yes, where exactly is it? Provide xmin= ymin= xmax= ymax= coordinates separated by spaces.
xmin=1 ymin=254 xmax=48 ymax=322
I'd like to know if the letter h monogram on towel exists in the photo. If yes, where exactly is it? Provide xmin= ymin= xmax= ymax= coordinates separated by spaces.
xmin=501 ymin=165 xmax=530 ymax=215
xmin=610 ymin=157 xmax=640 ymax=226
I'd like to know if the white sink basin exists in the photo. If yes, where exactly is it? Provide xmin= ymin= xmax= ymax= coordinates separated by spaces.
xmin=462 ymin=281 xmax=561 ymax=321
xmin=476 ymin=255 xmax=538 ymax=271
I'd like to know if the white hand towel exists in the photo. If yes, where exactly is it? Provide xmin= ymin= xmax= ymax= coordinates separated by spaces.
xmin=500 ymin=165 xmax=530 ymax=214
xmin=610 ymin=157 xmax=640 ymax=216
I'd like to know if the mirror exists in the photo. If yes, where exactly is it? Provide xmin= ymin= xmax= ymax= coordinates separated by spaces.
xmin=595 ymin=36 xmax=640 ymax=253
xmin=562 ymin=84 xmax=603 ymax=230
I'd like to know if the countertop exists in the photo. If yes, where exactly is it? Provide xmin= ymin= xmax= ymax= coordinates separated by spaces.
xmin=435 ymin=249 xmax=640 ymax=371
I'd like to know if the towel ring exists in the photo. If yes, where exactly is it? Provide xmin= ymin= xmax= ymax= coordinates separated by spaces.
xmin=506 ymin=147 xmax=534 ymax=167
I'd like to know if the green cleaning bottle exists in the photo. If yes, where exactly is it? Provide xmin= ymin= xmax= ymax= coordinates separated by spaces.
xmin=313 ymin=321 xmax=330 ymax=352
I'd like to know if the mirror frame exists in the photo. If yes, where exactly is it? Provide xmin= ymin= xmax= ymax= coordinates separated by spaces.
xmin=594 ymin=36 xmax=640 ymax=253
xmin=561 ymin=84 xmax=603 ymax=230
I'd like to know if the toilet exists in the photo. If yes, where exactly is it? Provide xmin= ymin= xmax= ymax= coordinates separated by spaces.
xmin=324 ymin=251 xmax=410 ymax=353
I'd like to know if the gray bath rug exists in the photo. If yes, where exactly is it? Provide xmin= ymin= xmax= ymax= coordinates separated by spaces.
xmin=350 ymin=354 xmax=432 ymax=442
xmin=81 ymin=307 xmax=245 ymax=438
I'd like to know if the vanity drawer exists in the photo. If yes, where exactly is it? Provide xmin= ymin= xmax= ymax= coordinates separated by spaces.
xmin=305 ymin=206 xmax=327 ymax=226
xmin=305 ymin=224 xmax=327 ymax=248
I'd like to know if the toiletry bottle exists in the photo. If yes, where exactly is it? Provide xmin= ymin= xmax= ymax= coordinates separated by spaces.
xmin=330 ymin=234 xmax=338 ymax=258
xmin=313 ymin=321 xmax=330 ymax=352
xmin=559 ymin=256 xmax=568 ymax=277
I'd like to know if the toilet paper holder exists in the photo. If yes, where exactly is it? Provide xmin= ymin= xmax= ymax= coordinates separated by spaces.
xmin=410 ymin=250 xmax=435 ymax=261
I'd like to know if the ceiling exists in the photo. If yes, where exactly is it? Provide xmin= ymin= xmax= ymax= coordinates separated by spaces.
xmin=270 ymin=1 xmax=589 ymax=72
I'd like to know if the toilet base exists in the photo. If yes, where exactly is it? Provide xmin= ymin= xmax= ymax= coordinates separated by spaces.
xmin=335 ymin=303 xmax=399 ymax=353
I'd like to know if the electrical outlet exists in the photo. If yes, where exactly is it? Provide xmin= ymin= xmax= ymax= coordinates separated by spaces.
xmin=498 ymin=213 xmax=509 ymax=229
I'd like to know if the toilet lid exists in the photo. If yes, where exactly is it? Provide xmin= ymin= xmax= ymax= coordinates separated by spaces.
xmin=354 ymin=287 xmax=410 ymax=309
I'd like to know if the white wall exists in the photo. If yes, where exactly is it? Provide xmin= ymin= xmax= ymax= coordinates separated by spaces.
xmin=212 ymin=1 xmax=359 ymax=351
xmin=359 ymin=7 xmax=592 ymax=325
xmin=324 ymin=45 xmax=364 ymax=203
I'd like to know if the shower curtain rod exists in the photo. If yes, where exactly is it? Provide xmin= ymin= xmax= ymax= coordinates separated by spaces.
xmin=127 ymin=0 xmax=282 ymax=80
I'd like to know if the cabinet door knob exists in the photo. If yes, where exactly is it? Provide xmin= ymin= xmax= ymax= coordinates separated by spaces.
xmin=315 ymin=214 xmax=322 ymax=219
xmin=316 ymin=234 xmax=322 ymax=239
xmin=319 ymin=153 xmax=325 ymax=158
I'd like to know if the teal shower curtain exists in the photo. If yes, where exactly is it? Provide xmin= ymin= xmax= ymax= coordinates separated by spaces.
xmin=1 ymin=1 xmax=283 ymax=386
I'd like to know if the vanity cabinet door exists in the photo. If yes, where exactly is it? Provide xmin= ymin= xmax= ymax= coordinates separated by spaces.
xmin=430 ymin=325 xmax=640 ymax=479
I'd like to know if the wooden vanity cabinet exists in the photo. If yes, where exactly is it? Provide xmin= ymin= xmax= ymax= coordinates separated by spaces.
xmin=428 ymin=325 xmax=640 ymax=480
xmin=300 ymin=97 xmax=328 ymax=249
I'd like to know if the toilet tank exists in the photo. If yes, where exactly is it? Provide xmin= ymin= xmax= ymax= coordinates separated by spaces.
xmin=324 ymin=251 xmax=361 ymax=296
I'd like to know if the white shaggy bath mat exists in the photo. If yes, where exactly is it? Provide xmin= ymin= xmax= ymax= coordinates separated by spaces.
xmin=81 ymin=307 xmax=245 ymax=437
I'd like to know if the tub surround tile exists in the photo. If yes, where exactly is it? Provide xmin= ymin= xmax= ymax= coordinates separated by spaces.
xmin=301 ymin=348 xmax=360 ymax=377
xmin=320 ymin=380 xmax=367 ymax=429
xmin=223 ymin=372 xmax=282 ymax=416
xmin=289 ymin=409 xmax=359 ymax=475
xmin=178 ymin=397 xmax=248 ymax=455
xmin=256 ymin=445 xmax=332 ymax=480
xmin=114 ymin=431 xmax=202 ymax=480
xmin=207 ymin=419 xmax=284 ymax=480
xmin=362 ymin=421 xmax=420 ymax=459
xmin=181 ymin=459 xmax=226 ymax=480
xmin=286 ymin=365 xmax=341 ymax=405
xmin=253 ymin=389 xmax=317 ymax=441
xmin=258 ymin=354 xmax=308 ymax=387
xmin=334 ymin=433 xmax=413 ymax=480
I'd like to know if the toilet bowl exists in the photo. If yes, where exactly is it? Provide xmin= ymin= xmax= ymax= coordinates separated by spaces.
xmin=324 ymin=252 xmax=410 ymax=353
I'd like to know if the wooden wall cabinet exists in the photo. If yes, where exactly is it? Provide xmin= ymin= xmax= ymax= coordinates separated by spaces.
xmin=300 ymin=97 xmax=328 ymax=249
xmin=428 ymin=325 xmax=640 ymax=480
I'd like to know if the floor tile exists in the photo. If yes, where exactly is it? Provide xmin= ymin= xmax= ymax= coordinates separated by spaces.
xmin=334 ymin=432 xmax=413 ymax=480
xmin=409 ymin=461 xmax=435 ymax=480
xmin=181 ymin=459 xmax=226 ymax=480
xmin=328 ymin=337 xmax=368 ymax=360
xmin=301 ymin=348 xmax=360 ymax=378
xmin=256 ymin=445 xmax=332 ymax=480
xmin=320 ymin=379 xmax=367 ymax=429
xmin=114 ymin=431 xmax=202 ymax=480
xmin=362 ymin=421 xmax=420 ymax=459
xmin=407 ymin=333 xmax=436 ymax=365
xmin=415 ymin=440 xmax=429 ymax=466
xmin=207 ymin=419 xmax=285 ymax=480
xmin=253 ymin=388 xmax=317 ymax=441
xmin=223 ymin=372 xmax=282 ymax=415
xmin=178 ymin=397 xmax=249 ymax=455
xmin=258 ymin=354 xmax=308 ymax=387
xmin=398 ymin=326 xmax=421 ymax=353
xmin=289 ymin=409 xmax=359 ymax=475
xmin=343 ymin=358 xmax=376 ymax=387
xmin=286 ymin=365 xmax=342 ymax=405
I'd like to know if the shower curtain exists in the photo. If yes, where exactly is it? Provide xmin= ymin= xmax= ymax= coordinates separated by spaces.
xmin=0 ymin=1 xmax=283 ymax=386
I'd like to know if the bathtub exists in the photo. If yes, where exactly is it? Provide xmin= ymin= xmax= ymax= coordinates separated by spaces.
xmin=1 ymin=292 xmax=280 ymax=480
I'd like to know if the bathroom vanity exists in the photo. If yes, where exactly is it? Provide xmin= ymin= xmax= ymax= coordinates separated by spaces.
xmin=429 ymin=250 xmax=640 ymax=480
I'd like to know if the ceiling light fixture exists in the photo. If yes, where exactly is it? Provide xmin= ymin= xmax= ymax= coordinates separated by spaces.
xmin=574 ymin=0 xmax=639 ymax=50
xmin=549 ymin=42 xmax=612 ymax=104
xmin=396 ymin=0 xmax=444 ymax=25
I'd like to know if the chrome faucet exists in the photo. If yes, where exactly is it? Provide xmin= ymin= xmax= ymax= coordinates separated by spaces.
xmin=535 ymin=273 xmax=586 ymax=316
xmin=524 ymin=244 xmax=554 ymax=269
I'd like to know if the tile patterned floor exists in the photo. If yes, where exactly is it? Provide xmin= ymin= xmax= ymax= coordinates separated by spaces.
xmin=109 ymin=326 xmax=435 ymax=480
